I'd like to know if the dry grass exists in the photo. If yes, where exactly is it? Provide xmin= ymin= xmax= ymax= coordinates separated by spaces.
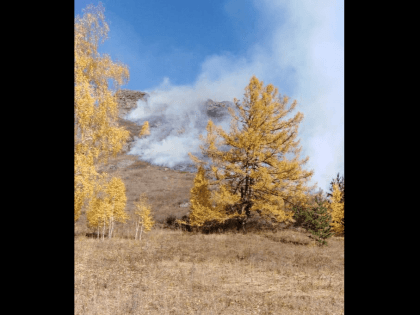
xmin=74 ymin=152 xmax=198 ymax=237
xmin=75 ymin=229 xmax=343 ymax=314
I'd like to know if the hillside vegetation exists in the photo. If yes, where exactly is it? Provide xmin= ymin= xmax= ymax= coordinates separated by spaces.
xmin=75 ymin=3 xmax=344 ymax=314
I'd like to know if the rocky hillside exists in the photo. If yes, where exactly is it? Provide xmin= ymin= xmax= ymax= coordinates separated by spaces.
xmin=115 ymin=89 xmax=148 ymax=119
xmin=115 ymin=89 xmax=235 ymax=121
xmin=115 ymin=89 xmax=149 ymax=153
xmin=114 ymin=89 xmax=236 ymax=154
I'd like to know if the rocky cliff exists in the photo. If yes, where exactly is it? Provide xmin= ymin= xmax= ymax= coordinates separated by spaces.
xmin=115 ymin=89 xmax=148 ymax=119
xmin=114 ymin=90 xmax=148 ymax=153
xmin=204 ymin=99 xmax=235 ymax=120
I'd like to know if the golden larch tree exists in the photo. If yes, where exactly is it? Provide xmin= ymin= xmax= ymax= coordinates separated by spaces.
xmin=74 ymin=3 xmax=147 ymax=224
xmin=188 ymin=75 xmax=316 ymax=233
xmin=176 ymin=166 xmax=241 ymax=231
xmin=326 ymin=172 xmax=344 ymax=205
xmin=329 ymin=183 xmax=344 ymax=236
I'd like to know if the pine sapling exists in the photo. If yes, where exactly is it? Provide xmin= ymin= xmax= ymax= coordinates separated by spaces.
xmin=292 ymin=197 xmax=334 ymax=246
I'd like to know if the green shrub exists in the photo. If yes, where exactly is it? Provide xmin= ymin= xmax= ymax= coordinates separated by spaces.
xmin=292 ymin=197 xmax=334 ymax=246
xmin=165 ymin=214 xmax=177 ymax=228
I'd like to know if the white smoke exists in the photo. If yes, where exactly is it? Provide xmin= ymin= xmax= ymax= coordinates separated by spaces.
xmin=125 ymin=77 xmax=242 ymax=172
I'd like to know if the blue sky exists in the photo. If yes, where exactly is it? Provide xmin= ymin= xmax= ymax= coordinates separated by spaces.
xmin=75 ymin=0 xmax=344 ymax=194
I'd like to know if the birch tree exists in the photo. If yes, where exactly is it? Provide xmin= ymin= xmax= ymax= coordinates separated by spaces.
xmin=105 ymin=177 xmax=128 ymax=238
xmin=134 ymin=193 xmax=155 ymax=241
xmin=188 ymin=75 xmax=316 ymax=233
xmin=74 ymin=3 xmax=147 ymax=223
xmin=85 ymin=175 xmax=128 ymax=239
xmin=85 ymin=175 xmax=111 ymax=239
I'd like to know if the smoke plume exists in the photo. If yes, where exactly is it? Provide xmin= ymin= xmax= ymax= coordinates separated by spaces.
xmin=125 ymin=0 xmax=343 ymax=192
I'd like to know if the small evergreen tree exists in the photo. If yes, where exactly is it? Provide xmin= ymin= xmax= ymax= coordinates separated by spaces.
xmin=292 ymin=198 xmax=334 ymax=246
xmin=306 ymin=187 xmax=329 ymax=207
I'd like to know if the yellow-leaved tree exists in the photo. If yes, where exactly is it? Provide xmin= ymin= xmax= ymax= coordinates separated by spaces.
xmin=105 ymin=177 xmax=128 ymax=238
xmin=139 ymin=121 xmax=150 ymax=137
xmin=84 ymin=174 xmax=111 ymax=239
xmin=86 ymin=175 xmax=128 ymax=239
xmin=187 ymin=75 xmax=316 ymax=233
xmin=329 ymin=183 xmax=344 ymax=236
xmin=176 ymin=165 xmax=241 ymax=231
xmin=75 ymin=3 xmax=146 ymax=231
xmin=326 ymin=172 xmax=344 ymax=206
xmin=134 ymin=193 xmax=155 ymax=241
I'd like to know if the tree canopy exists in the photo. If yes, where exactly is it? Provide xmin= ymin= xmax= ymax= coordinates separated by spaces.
xmin=187 ymin=75 xmax=316 ymax=232
xmin=74 ymin=3 xmax=131 ymax=223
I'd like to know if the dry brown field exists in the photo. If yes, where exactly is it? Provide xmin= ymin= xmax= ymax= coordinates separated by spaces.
xmin=74 ymin=152 xmax=344 ymax=315
xmin=75 ymin=228 xmax=344 ymax=315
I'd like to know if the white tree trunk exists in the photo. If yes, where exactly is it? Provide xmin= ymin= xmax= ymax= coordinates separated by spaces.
xmin=102 ymin=217 xmax=106 ymax=241
xmin=108 ymin=216 xmax=114 ymax=239
xmin=139 ymin=224 xmax=143 ymax=242
xmin=135 ymin=220 xmax=140 ymax=240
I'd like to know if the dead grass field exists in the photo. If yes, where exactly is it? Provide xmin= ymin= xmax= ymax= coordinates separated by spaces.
xmin=75 ymin=229 xmax=344 ymax=314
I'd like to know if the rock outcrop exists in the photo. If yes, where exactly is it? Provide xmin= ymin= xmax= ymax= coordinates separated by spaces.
xmin=204 ymin=99 xmax=234 ymax=120
xmin=115 ymin=90 xmax=234 ymax=122
xmin=115 ymin=89 xmax=148 ymax=119
xmin=115 ymin=89 xmax=148 ymax=153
